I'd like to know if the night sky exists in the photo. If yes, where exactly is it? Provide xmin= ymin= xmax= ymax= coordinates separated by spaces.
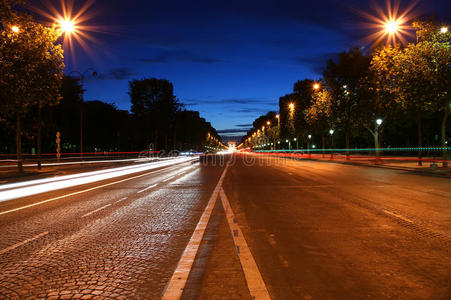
xmin=30 ymin=0 xmax=451 ymax=140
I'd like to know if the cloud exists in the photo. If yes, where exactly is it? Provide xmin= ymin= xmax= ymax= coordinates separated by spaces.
xmin=96 ymin=67 xmax=135 ymax=80
xmin=182 ymin=98 xmax=274 ymax=106
xmin=139 ymin=49 xmax=224 ymax=65
xmin=293 ymin=52 xmax=340 ymax=74
xmin=235 ymin=124 xmax=253 ymax=128
xmin=217 ymin=128 xmax=250 ymax=134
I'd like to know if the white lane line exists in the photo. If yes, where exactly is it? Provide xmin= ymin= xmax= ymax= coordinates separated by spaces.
xmin=220 ymin=188 xmax=271 ymax=300
xmin=0 ymin=231 xmax=49 ymax=255
xmin=383 ymin=210 xmax=414 ymax=224
xmin=162 ymin=162 xmax=230 ymax=300
xmin=0 ymin=166 xmax=177 ymax=217
xmin=137 ymin=184 xmax=158 ymax=194
xmin=163 ymin=176 xmax=175 ymax=182
xmin=115 ymin=197 xmax=128 ymax=204
xmin=82 ymin=204 xmax=112 ymax=218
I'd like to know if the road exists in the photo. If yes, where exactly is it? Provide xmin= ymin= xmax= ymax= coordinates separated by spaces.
xmin=0 ymin=154 xmax=450 ymax=299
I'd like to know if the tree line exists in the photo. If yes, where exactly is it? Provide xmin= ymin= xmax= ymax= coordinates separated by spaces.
xmin=0 ymin=1 xmax=222 ymax=172
xmin=241 ymin=19 xmax=450 ymax=167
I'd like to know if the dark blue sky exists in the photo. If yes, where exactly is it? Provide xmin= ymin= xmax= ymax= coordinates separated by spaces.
xmin=30 ymin=0 xmax=451 ymax=139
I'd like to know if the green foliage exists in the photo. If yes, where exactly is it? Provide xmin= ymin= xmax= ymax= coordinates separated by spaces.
xmin=0 ymin=5 xmax=64 ymax=117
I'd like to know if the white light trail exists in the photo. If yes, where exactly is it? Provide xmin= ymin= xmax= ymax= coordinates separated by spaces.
xmin=0 ymin=157 xmax=197 ymax=203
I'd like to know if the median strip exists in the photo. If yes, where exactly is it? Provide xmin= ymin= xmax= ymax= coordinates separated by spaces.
xmin=220 ymin=188 xmax=271 ymax=300
xmin=162 ymin=162 xmax=230 ymax=300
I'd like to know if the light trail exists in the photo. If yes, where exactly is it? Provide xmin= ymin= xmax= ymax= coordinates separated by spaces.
xmin=0 ymin=157 xmax=197 ymax=203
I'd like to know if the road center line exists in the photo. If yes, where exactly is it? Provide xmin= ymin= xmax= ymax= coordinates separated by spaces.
xmin=162 ymin=162 xmax=230 ymax=300
xmin=0 ymin=231 xmax=49 ymax=255
xmin=383 ymin=210 xmax=414 ymax=224
xmin=220 ymin=188 xmax=271 ymax=300
xmin=82 ymin=204 xmax=112 ymax=218
xmin=163 ymin=176 xmax=175 ymax=182
xmin=115 ymin=197 xmax=128 ymax=203
xmin=137 ymin=184 xmax=158 ymax=194
xmin=0 ymin=166 xmax=178 ymax=217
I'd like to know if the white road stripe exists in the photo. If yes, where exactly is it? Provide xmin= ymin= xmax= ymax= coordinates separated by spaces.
xmin=162 ymin=162 xmax=230 ymax=300
xmin=82 ymin=204 xmax=112 ymax=217
xmin=383 ymin=210 xmax=414 ymax=224
xmin=115 ymin=197 xmax=128 ymax=203
xmin=0 ymin=166 xmax=174 ymax=217
xmin=163 ymin=176 xmax=175 ymax=182
xmin=137 ymin=184 xmax=157 ymax=194
xmin=220 ymin=188 xmax=271 ymax=300
xmin=0 ymin=231 xmax=49 ymax=255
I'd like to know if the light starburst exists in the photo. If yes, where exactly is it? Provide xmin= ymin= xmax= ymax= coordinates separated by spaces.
xmin=358 ymin=0 xmax=418 ymax=46
xmin=28 ymin=0 xmax=100 ymax=65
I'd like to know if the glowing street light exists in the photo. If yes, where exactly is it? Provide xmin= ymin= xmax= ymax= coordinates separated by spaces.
xmin=289 ymin=103 xmax=295 ymax=110
xmin=329 ymin=129 xmax=335 ymax=135
xmin=308 ymin=134 xmax=312 ymax=139
xmin=11 ymin=25 xmax=19 ymax=33
xmin=385 ymin=20 xmax=399 ymax=34
xmin=267 ymin=121 xmax=271 ymax=126
xmin=275 ymin=114 xmax=280 ymax=119
xmin=441 ymin=26 xmax=449 ymax=34
xmin=58 ymin=18 xmax=75 ymax=34
xmin=376 ymin=118 xmax=383 ymax=126
xmin=313 ymin=83 xmax=320 ymax=90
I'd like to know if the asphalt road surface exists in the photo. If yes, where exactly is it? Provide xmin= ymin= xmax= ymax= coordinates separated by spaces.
xmin=0 ymin=154 xmax=450 ymax=299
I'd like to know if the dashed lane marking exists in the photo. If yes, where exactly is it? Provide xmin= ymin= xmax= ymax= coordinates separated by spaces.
xmin=115 ymin=197 xmax=128 ymax=204
xmin=0 ymin=231 xmax=49 ymax=255
xmin=0 ymin=166 xmax=177 ymax=216
xmin=82 ymin=204 xmax=112 ymax=218
xmin=137 ymin=184 xmax=158 ymax=194
xmin=383 ymin=210 xmax=414 ymax=224
xmin=163 ymin=176 xmax=176 ymax=182
xmin=220 ymin=188 xmax=271 ymax=300
xmin=162 ymin=162 xmax=230 ymax=300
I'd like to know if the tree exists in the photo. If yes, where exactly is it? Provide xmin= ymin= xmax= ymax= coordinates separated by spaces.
xmin=129 ymin=78 xmax=180 ymax=151
xmin=323 ymin=48 xmax=372 ymax=158
xmin=305 ymin=88 xmax=332 ymax=152
xmin=372 ymin=20 xmax=451 ymax=166
xmin=0 ymin=1 xmax=64 ymax=171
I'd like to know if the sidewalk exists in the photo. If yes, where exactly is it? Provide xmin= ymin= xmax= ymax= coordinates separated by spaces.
xmin=256 ymin=152 xmax=451 ymax=178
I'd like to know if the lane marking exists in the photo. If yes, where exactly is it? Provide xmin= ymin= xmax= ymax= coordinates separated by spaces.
xmin=0 ymin=231 xmax=49 ymax=255
xmin=163 ymin=176 xmax=175 ymax=182
xmin=162 ymin=162 xmax=230 ymax=300
xmin=115 ymin=197 xmax=128 ymax=204
xmin=82 ymin=204 xmax=112 ymax=218
xmin=220 ymin=188 xmax=271 ymax=300
xmin=137 ymin=184 xmax=158 ymax=194
xmin=0 ymin=165 xmax=181 ymax=217
xmin=383 ymin=210 xmax=414 ymax=224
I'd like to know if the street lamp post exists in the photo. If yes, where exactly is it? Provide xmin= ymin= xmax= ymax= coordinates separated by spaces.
xmin=329 ymin=129 xmax=334 ymax=159
xmin=375 ymin=118 xmax=383 ymax=159
xmin=69 ymin=69 xmax=97 ymax=158
xmin=308 ymin=134 xmax=312 ymax=158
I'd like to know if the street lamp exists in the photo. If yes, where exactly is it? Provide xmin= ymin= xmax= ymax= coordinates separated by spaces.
xmin=441 ymin=26 xmax=448 ymax=34
xmin=58 ymin=18 xmax=75 ymax=34
xmin=289 ymin=103 xmax=295 ymax=111
xmin=11 ymin=25 xmax=19 ymax=33
xmin=329 ymin=129 xmax=334 ymax=135
xmin=376 ymin=118 xmax=383 ymax=126
xmin=313 ymin=83 xmax=320 ymax=90
xmin=385 ymin=20 xmax=399 ymax=34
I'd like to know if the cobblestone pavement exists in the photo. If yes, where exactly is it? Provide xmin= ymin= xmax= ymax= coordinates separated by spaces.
xmin=1 ymin=154 xmax=450 ymax=299
xmin=0 ymin=160 xmax=225 ymax=299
